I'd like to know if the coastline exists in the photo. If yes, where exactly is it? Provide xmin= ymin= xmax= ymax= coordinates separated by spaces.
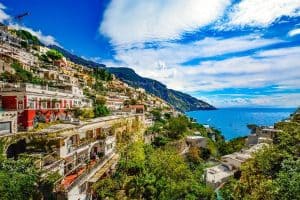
xmin=186 ymin=107 xmax=296 ymax=140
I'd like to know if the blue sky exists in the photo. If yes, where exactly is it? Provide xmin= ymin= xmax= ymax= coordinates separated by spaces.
xmin=0 ymin=0 xmax=300 ymax=108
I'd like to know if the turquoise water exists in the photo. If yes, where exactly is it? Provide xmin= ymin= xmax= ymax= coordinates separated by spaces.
xmin=186 ymin=108 xmax=296 ymax=140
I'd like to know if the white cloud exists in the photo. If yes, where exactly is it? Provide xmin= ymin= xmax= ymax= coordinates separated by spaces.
xmin=200 ymin=93 xmax=300 ymax=108
xmin=100 ymin=0 xmax=231 ymax=45
xmin=110 ymin=42 xmax=300 ymax=106
xmin=228 ymin=0 xmax=300 ymax=27
xmin=9 ymin=24 xmax=59 ymax=46
xmin=110 ymin=35 xmax=284 ymax=91
xmin=0 ymin=3 xmax=10 ymax=23
xmin=288 ymin=28 xmax=300 ymax=36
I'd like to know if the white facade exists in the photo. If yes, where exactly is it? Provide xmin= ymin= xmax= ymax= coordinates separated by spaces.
xmin=186 ymin=135 xmax=207 ymax=148
xmin=0 ymin=111 xmax=17 ymax=136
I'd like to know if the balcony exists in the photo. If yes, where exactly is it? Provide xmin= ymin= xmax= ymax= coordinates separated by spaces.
xmin=57 ymin=152 xmax=115 ymax=192
xmin=0 ymin=83 xmax=74 ymax=96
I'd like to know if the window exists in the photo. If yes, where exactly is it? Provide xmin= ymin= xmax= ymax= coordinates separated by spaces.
xmin=0 ymin=122 xmax=11 ymax=135
xmin=18 ymin=101 xmax=23 ymax=110
xmin=41 ymin=102 xmax=47 ymax=109
xmin=27 ymin=100 xmax=35 ymax=109
xmin=55 ymin=102 xmax=60 ymax=109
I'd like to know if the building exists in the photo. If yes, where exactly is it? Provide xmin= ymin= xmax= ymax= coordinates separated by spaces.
xmin=205 ymin=143 xmax=267 ymax=188
xmin=54 ymin=57 xmax=68 ymax=68
xmin=32 ymin=114 xmax=144 ymax=200
xmin=0 ymin=29 xmax=23 ymax=48
xmin=0 ymin=111 xmax=17 ymax=136
xmin=0 ymin=57 xmax=15 ymax=74
xmin=106 ymin=96 xmax=124 ymax=111
xmin=123 ymin=104 xmax=145 ymax=114
xmin=0 ymin=83 xmax=92 ymax=130
xmin=0 ymin=43 xmax=38 ymax=70
xmin=205 ymin=164 xmax=234 ymax=188
xmin=186 ymin=135 xmax=207 ymax=148
xmin=246 ymin=126 xmax=281 ymax=146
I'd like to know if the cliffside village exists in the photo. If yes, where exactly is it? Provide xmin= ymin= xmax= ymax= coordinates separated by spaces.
xmin=0 ymin=24 xmax=176 ymax=199
xmin=0 ymin=23 xmax=285 ymax=199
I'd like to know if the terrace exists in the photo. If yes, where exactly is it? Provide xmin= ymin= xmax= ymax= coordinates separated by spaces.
xmin=57 ymin=152 xmax=116 ymax=192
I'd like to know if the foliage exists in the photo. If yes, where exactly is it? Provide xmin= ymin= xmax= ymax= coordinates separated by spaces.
xmin=94 ymin=104 xmax=110 ymax=117
xmin=73 ymin=108 xmax=94 ymax=119
xmin=165 ymin=115 xmax=189 ymax=139
xmin=152 ymin=136 xmax=170 ymax=147
xmin=186 ymin=146 xmax=202 ymax=164
xmin=216 ymin=136 xmax=246 ymax=156
xmin=220 ymin=115 xmax=300 ymax=199
xmin=124 ymin=98 xmax=138 ymax=106
xmin=93 ymin=68 xmax=113 ymax=82
xmin=13 ymin=29 xmax=41 ymax=45
xmin=150 ymin=108 xmax=163 ymax=122
xmin=108 ymin=67 xmax=215 ymax=112
xmin=93 ymin=143 xmax=215 ymax=200
xmin=0 ymin=157 xmax=40 ymax=200
xmin=0 ymin=62 xmax=47 ymax=85
xmin=38 ymin=172 xmax=61 ymax=200
xmin=93 ymin=81 xmax=105 ymax=91
xmin=46 ymin=49 xmax=63 ymax=61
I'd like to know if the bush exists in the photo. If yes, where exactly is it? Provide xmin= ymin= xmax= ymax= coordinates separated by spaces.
xmin=46 ymin=49 xmax=63 ymax=61
xmin=94 ymin=104 xmax=110 ymax=117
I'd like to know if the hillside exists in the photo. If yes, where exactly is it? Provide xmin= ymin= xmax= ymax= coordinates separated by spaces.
xmin=48 ymin=45 xmax=106 ymax=69
xmin=108 ymin=67 xmax=215 ymax=111
xmin=49 ymin=45 xmax=215 ymax=112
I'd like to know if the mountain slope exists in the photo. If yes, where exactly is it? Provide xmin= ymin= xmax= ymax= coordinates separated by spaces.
xmin=48 ymin=45 xmax=106 ymax=69
xmin=49 ymin=45 xmax=215 ymax=111
xmin=108 ymin=67 xmax=215 ymax=111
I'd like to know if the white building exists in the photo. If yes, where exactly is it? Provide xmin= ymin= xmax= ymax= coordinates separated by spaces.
xmin=0 ymin=111 xmax=17 ymax=136
xmin=186 ymin=135 xmax=207 ymax=148
xmin=205 ymin=143 xmax=267 ymax=188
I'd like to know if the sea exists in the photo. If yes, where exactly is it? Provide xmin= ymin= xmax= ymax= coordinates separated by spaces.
xmin=186 ymin=107 xmax=296 ymax=140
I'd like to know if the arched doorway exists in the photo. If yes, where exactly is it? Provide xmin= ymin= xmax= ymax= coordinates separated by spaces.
xmin=6 ymin=139 xmax=26 ymax=159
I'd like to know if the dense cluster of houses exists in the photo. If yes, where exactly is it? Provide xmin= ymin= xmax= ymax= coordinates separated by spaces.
xmin=0 ymin=24 xmax=175 ymax=200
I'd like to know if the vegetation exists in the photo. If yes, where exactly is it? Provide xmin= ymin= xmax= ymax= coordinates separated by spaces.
xmin=46 ymin=49 xmax=63 ymax=61
xmin=107 ymin=67 xmax=215 ymax=112
xmin=94 ymin=98 xmax=110 ymax=118
xmin=93 ymin=142 xmax=215 ymax=200
xmin=124 ymin=98 xmax=138 ymax=106
xmin=220 ymin=112 xmax=300 ymax=200
xmin=93 ymin=68 xmax=113 ymax=82
xmin=0 ymin=62 xmax=47 ymax=85
xmin=12 ymin=29 xmax=41 ymax=45
xmin=216 ymin=136 xmax=246 ymax=156
xmin=73 ymin=107 xmax=95 ymax=119
xmin=0 ymin=156 xmax=60 ymax=200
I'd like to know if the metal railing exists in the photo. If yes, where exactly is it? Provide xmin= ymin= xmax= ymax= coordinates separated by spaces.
xmin=65 ymin=153 xmax=114 ymax=191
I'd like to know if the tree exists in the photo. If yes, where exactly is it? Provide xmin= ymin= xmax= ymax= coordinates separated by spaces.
xmin=150 ymin=108 xmax=162 ymax=122
xmin=165 ymin=116 xmax=189 ymax=139
xmin=119 ymin=142 xmax=145 ymax=174
xmin=187 ymin=147 xmax=202 ymax=164
xmin=0 ymin=157 xmax=40 ymax=200
xmin=46 ymin=49 xmax=63 ymax=61
xmin=14 ymin=29 xmax=41 ymax=45
xmin=93 ymin=68 xmax=113 ymax=81
xmin=94 ymin=104 xmax=110 ymax=117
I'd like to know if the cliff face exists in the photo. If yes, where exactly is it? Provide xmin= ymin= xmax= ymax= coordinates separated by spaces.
xmin=108 ymin=67 xmax=216 ymax=112
xmin=49 ymin=45 xmax=215 ymax=112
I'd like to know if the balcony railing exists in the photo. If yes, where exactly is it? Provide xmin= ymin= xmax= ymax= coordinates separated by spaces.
xmin=57 ymin=152 xmax=114 ymax=192
xmin=0 ymin=83 xmax=73 ymax=94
